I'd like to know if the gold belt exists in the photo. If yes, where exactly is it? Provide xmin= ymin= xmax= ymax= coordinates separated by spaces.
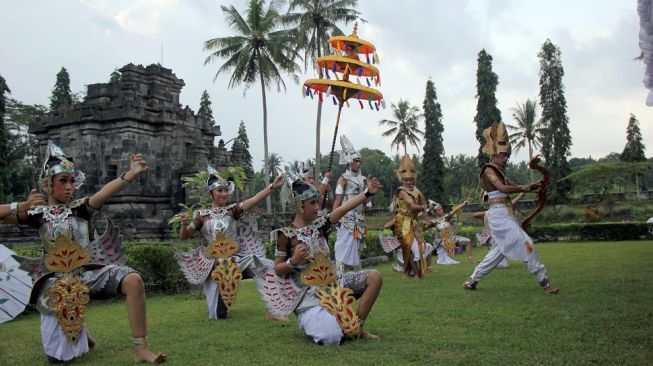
xmin=486 ymin=197 xmax=511 ymax=206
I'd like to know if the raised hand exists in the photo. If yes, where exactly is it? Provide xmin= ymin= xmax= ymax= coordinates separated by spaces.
xmin=129 ymin=153 xmax=150 ymax=177
xmin=27 ymin=188 xmax=46 ymax=208
xmin=367 ymin=175 xmax=382 ymax=194
xmin=271 ymin=175 xmax=284 ymax=190
xmin=179 ymin=212 xmax=190 ymax=225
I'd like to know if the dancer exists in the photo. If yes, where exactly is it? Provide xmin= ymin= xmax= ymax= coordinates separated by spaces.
xmin=5 ymin=141 xmax=165 ymax=363
xmin=392 ymin=155 xmax=428 ymax=279
xmin=463 ymin=122 xmax=558 ymax=294
xmin=175 ymin=165 xmax=284 ymax=320
xmin=382 ymin=218 xmax=434 ymax=273
xmin=264 ymin=168 xmax=383 ymax=345
xmin=333 ymin=135 xmax=369 ymax=272
xmin=425 ymin=200 xmax=475 ymax=264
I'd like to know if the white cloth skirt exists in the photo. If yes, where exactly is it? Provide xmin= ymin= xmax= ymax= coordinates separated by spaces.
xmin=41 ymin=314 xmax=89 ymax=361
xmin=334 ymin=226 xmax=362 ymax=267
xmin=297 ymin=306 xmax=343 ymax=345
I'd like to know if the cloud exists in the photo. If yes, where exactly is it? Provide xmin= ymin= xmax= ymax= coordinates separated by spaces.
xmin=113 ymin=0 xmax=176 ymax=35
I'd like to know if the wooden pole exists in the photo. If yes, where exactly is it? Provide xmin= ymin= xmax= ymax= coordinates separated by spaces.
xmin=322 ymin=100 xmax=344 ymax=208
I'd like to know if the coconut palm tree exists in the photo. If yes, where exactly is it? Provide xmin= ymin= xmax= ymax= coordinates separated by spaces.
xmin=379 ymin=99 xmax=424 ymax=155
xmin=283 ymin=0 xmax=361 ymax=180
xmin=506 ymin=98 xmax=545 ymax=179
xmin=204 ymin=0 xmax=300 ymax=213
xmin=265 ymin=152 xmax=283 ymax=175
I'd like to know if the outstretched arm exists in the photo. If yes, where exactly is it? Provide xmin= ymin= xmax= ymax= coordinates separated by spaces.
xmin=485 ymin=170 xmax=541 ymax=194
xmin=328 ymin=175 xmax=381 ymax=224
xmin=241 ymin=175 xmax=284 ymax=212
xmin=88 ymin=153 xmax=149 ymax=209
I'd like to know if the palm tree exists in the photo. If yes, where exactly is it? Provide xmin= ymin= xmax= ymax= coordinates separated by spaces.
xmin=204 ymin=0 xmax=300 ymax=213
xmin=265 ymin=152 xmax=283 ymax=175
xmin=506 ymin=99 xmax=544 ymax=179
xmin=283 ymin=0 xmax=361 ymax=180
xmin=379 ymin=99 xmax=424 ymax=155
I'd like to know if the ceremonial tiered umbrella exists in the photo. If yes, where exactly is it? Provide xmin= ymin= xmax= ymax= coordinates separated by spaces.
xmin=303 ymin=23 xmax=384 ymax=190
xmin=0 ymin=244 xmax=33 ymax=323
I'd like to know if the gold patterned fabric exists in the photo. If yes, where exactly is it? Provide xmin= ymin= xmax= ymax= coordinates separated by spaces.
xmin=301 ymin=252 xmax=361 ymax=337
xmin=393 ymin=188 xmax=426 ymax=278
xmin=43 ymin=235 xmax=91 ymax=343
xmin=206 ymin=232 xmax=242 ymax=308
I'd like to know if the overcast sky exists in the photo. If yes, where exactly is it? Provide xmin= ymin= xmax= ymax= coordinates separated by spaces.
xmin=1 ymin=0 xmax=651 ymax=171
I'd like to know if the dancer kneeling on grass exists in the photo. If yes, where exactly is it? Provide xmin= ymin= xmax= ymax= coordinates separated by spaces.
xmin=264 ymin=167 xmax=382 ymax=345
xmin=4 ymin=142 xmax=165 ymax=363
xmin=175 ymin=165 xmax=284 ymax=320
xmin=463 ymin=122 xmax=558 ymax=295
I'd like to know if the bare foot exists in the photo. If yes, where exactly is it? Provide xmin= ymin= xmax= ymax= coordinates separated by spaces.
xmin=87 ymin=334 xmax=97 ymax=350
xmin=265 ymin=311 xmax=288 ymax=321
xmin=359 ymin=329 xmax=379 ymax=340
xmin=426 ymin=266 xmax=434 ymax=272
xmin=134 ymin=347 xmax=166 ymax=364
xmin=402 ymin=274 xmax=411 ymax=280
xmin=543 ymin=286 xmax=559 ymax=295
xmin=467 ymin=257 xmax=477 ymax=264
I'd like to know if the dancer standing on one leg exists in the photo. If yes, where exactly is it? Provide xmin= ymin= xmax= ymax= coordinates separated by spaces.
xmin=4 ymin=141 xmax=165 ymax=363
xmin=463 ymin=122 xmax=559 ymax=294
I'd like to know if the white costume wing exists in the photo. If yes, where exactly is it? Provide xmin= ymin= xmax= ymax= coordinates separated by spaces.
xmin=0 ymin=245 xmax=34 ymax=323
xmin=173 ymin=246 xmax=214 ymax=285
xmin=378 ymin=233 xmax=401 ymax=253
xmin=237 ymin=215 xmax=265 ymax=258
xmin=251 ymin=256 xmax=304 ymax=318
xmin=91 ymin=218 xmax=126 ymax=265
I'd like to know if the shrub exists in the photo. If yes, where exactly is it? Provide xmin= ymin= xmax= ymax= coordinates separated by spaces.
xmin=125 ymin=241 xmax=193 ymax=294
xmin=529 ymin=222 xmax=649 ymax=242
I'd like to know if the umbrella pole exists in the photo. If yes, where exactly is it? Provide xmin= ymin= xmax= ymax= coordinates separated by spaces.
xmin=322 ymin=101 xmax=344 ymax=208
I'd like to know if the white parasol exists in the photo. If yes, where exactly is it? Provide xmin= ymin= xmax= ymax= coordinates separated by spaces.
xmin=0 ymin=244 xmax=34 ymax=323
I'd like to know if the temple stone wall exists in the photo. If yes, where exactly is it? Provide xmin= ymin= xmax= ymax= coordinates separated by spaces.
xmin=8 ymin=63 xmax=252 ymax=242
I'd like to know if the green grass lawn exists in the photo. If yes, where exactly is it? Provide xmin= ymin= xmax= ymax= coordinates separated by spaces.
xmin=1 ymin=241 xmax=652 ymax=365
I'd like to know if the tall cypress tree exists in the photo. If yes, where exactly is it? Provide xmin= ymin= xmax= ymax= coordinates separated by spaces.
xmin=620 ymin=113 xmax=646 ymax=162
xmin=0 ymin=75 xmax=10 ymax=199
xmin=236 ymin=120 xmax=253 ymax=174
xmin=49 ymin=67 xmax=73 ymax=111
xmin=538 ymin=39 xmax=572 ymax=202
xmin=421 ymin=79 xmax=446 ymax=203
xmin=473 ymin=49 xmax=502 ymax=166
xmin=197 ymin=90 xmax=214 ymax=122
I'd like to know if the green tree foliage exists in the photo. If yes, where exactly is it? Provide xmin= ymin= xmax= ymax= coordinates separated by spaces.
xmin=204 ymin=0 xmax=300 ymax=213
xmin=379 ymin=99 xmax=424 ymax=155
xmin=283 ymin=0 xmax=361 ymax=180
xmin=236 ymin=121 xmax=254 ymax=174
xmin=109 ymin=69 xmax=121 ymax=83
xmin=4 ymin=98 xmax=46 ymax=199
xmin=421 ymin=79 xmax=446 ymax=203
xmin=265 ymin=152 xmax=283 ymax=176
xmin=442 ymin=154 xmax=478 ymax=203
xmin=473 ymin=49 xmax=502 ymax=167
xmin=538 ymin=39 xmax=572 ymax=203
xmin=197 ymin=90 xmax=214 ymax=122
xmin=620 ymin=113 xmax=646 ymax=162
xmin=506 ymin=98 xmax=545 ymax=180
xmin=50 ymin=67 xmax=73 ymax=111
xmin=561 ymin=161 xmax=651 ymax=198
xmin=0 ymin=75 xmax=10 ymax=200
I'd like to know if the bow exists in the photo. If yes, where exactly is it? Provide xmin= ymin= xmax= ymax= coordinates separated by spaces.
xmin=521 ymin=155 xmax=549 ymax=231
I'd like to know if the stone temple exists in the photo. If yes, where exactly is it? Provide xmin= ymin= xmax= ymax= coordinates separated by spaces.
xmin=27 ymin=63 xmax=252 ymax=240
